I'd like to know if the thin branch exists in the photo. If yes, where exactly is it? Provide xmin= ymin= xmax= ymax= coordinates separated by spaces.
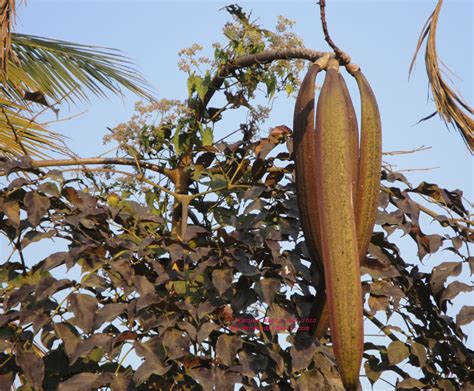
xmin=383 ymin=145 xmax=432 ymax=156
xmin=58 ymin=167 xmax=177 ymax=198
xmin=381 ymin=187 xmax=474 ymax=233
xmin=29 ymin=157 xmax=174 ymax=180
xmin=398 ymin=166 xmax=440 ymax=173
xmin=364 ymin=310 xmax=399 ymax=342
xmin=318 ymin=0 xmax=351 ymax=64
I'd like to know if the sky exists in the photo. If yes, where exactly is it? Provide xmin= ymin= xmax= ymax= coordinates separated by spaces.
xmin=4 ymin=0 xmax=474 ymax=389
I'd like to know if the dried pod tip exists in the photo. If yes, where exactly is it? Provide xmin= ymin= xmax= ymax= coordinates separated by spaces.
xmin=327 ymin=58 xmax=340 ymax=72
xmin=314 ymin=53 xmax=331 ymax=69
xmin=345 ymin=63 xmax=361 ymax=76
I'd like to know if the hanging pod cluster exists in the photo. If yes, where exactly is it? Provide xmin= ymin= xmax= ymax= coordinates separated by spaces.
xmin=293 ymin=56 xmax=382 ymax=390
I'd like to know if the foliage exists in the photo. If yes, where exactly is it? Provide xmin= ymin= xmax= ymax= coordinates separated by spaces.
xmin=0 ymin=5 xmax=472 ymax=390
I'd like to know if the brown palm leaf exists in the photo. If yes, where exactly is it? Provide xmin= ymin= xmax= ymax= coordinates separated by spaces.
xmin=410 ymin=0 xmax=474 ymax=152
xmin=0 ymin=98 xmax=65 ymax=158
xmin=1 ymin=0 xmax=17 ymax=75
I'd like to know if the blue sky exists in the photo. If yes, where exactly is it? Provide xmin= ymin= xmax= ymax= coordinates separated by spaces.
xmin=16 ymin=0 xmax=473 ymax=202
xmin=5 ymin=1 xmax=474 ymax=389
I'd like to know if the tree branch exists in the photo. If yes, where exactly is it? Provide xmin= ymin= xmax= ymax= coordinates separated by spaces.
xmin=201 ymin=48 xmax=329 ymax=112
xmin=29 ymin=157 xmax=174 ymax=180
xmin=318 ymin=0 xmax=351 ymax=65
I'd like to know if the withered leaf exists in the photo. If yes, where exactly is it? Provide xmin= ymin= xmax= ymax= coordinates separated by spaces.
xmin=212 ymin=268 xmax=233 ymax=296
xmin=457 ymin=306 xmax=474 ymax=327
xmin=396 ymin=378 xmax=425 ymax=389
xmin=58 ymin=373 xmax=100 ymax=391
xmin=15 ymin=347 xmax=44 ymax=389
xmin=54 ymin=323 xmax=80 ymax=357
xmin=162 ymin=329 xmax=190 ymax=359
xmin=2 ymin=201 xmax=20 ymax=228
xmin=69 ymin=334 xmax=112 ymax=365
xmin=197 ymin=322 xmax=219 ymax=343
xmin=387 ymin=341 xmax=409 ymax=365
xmin=111 ymin=374 xmax=134 ymax=391
xmin=94 ymin=303 xmax=126 ymax=328
xmin=68 ymin=293 xmax=98 ymax=332
xmin=24 ymin=191 xmax=50 ymax=227
xmin=133 ymin=360 xmax=171 ymax=385
xmin=430 ymin=262 xmax=463 ymax=294
xmin=255 ymin=278 xmax=280 ymax=304
xmin=440 ymin=281 xmax=473 ymax=304
xmin=216 ymin=334 xmax=242 ymax=366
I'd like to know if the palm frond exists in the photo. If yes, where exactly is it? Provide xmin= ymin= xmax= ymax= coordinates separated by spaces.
xmin=6 ymin=33 xmax=155 ymax=103
xmin=0 ymin=100 xmax=65 ymax=158
xmin=410 ymin=0 xmax=474 ymax=153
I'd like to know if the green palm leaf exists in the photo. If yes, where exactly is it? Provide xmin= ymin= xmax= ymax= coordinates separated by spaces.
xmin=6 ymin=33 xmax=155 ymax=103
xmin=0 ymin=30 xmax=156 ymax=158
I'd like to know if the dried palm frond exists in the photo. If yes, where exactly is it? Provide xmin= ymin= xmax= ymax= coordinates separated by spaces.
xmin=410 ymin=0 xmax=474 ymax=153
xmin=0 ymin=0 xmax=19 ymax=76
xmin=0 ymin=98 xmax=65 ymax=158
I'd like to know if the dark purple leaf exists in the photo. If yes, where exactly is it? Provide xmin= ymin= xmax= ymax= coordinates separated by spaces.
xmin=197 ymin=322 xmax=219 ymax=343
xmin=54 ymin=323 xmax=80 ymax=357
xmin=111 ymin=259 xmax=134 ymax=285
xmin=24 ymin=191 xmax=50 ymax=226
xmin=255 ymin=278 xmax=280 ymax=304
xmin=15 ymin=346 xmax=44 ymax=389
xmin=93 ymin=303 xmax=126 ymax=328
xmin=212 ymin=269 xmax=233 ymax=296
xmin=69 ymin=334 xmax=112 ymax=364
xmin=290 ymin=343 xmax=316 ymax=372
xmin=68 ymin=293 xmax=98 ymax=332
xmin=111 ymin=374 xmax=135 ymax=391
xmin=216 ymin=334 xmax=242 ymax=366
xmin=430 ymin=262 xmax=463 ymax=294
xmin=133 ymin=360 xmax=171 ymax=385
xmin=440 ymin=281 xmax=473 ymax=304
xmin=162 ymin=329 xmax=190 ymax=359
xmin=133 ymin=275 xmax=155 ymax=296
xmin=58 ymin=373 xmax=100 ymax=391
xmin=457 ymin=306 xmax=474 ymax=327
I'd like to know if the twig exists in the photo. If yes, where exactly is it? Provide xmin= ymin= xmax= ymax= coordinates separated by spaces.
xmin=364 ymin=310 xmax=399 ymax=342
xmin=58 ymin=167 xmax=177 ymax=198
xmin=383 ymin=145 xmax=432 ymax=156
xmin=318 ymin=0 xmax=351 ymax=64
xmin=28 ymin=157 xmax=173 ymax=179
xmin=398 ymin=166 xmax=440 ymax=173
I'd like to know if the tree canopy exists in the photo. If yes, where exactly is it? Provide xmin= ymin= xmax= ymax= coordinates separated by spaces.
xmin=0 ymin=2 xmax=472 ymax=390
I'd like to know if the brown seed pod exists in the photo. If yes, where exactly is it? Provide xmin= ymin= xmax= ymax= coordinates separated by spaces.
xmin=293 ymin=55 xmax=330 ymax=340
xmin=353 ymin=69 xmax=383 ymax=260
xmin=315 ymin=58 xmax=363 ymax=390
